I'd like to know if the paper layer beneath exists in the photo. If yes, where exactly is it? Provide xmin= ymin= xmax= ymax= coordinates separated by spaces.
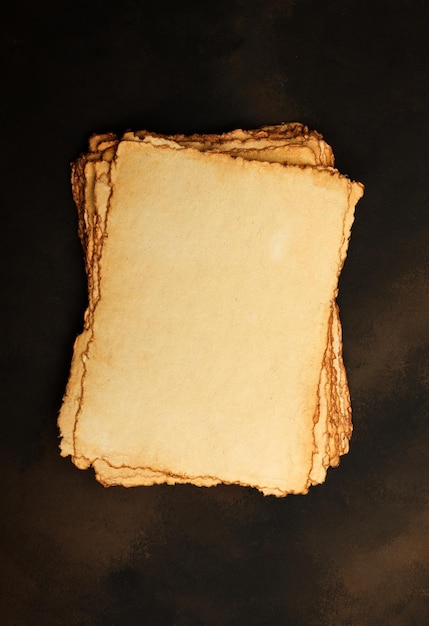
xmin=58 ymin=123 xmax=364 ymax=496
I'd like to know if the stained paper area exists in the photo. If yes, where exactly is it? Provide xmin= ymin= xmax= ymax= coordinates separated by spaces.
xmin=58 ymin=124 xmax=364 ymax=496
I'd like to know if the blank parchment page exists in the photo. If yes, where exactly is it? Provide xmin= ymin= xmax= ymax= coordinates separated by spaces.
xmin=62 ymin=136 xmax=363 ymax=496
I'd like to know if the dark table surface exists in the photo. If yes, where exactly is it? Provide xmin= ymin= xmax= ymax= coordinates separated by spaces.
xmin=2 ymin=1 xmax=429 ymax=624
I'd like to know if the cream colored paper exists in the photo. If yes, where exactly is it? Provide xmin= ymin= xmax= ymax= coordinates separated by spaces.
xmin=59 ymin=124 xmax=363 ymax=496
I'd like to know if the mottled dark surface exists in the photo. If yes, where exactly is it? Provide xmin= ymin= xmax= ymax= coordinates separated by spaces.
xmin=2 ymin=1 xmax=429 ymax=624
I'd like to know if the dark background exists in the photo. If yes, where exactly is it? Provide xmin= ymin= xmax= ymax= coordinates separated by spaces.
xmin=2 ymin=0 xmax=429 ymax=623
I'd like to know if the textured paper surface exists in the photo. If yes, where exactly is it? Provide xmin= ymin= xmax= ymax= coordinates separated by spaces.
xmin=58 ymin=124 xmax=364 ymax=496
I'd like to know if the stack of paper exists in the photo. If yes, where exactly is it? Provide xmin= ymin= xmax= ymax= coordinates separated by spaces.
xmin=59 ymin=123 xmax=363 ymax=496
